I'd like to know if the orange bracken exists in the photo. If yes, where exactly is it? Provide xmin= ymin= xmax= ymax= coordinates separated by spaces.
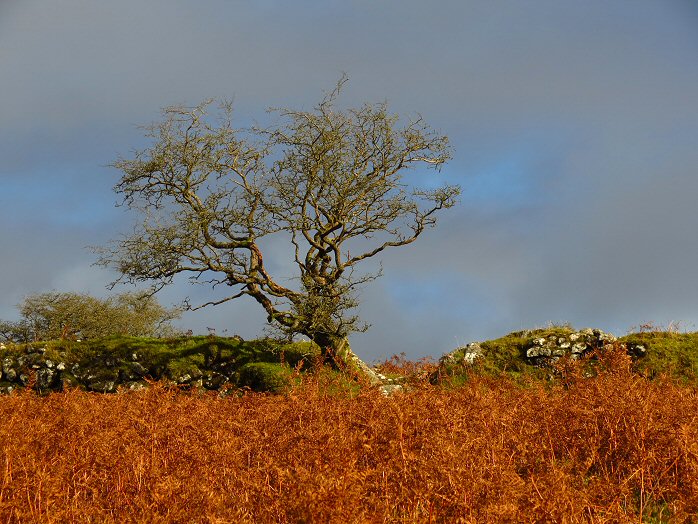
xmin=0 ymin=347 xmax=696 ymax=523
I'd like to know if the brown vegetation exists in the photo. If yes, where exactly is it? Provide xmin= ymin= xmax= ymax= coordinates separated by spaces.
xmin=1 ymin=347 xmax=697 ymax=523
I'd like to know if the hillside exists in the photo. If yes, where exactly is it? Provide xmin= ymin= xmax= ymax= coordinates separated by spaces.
xmin=1 ymin=327 xmax=697 ymax=394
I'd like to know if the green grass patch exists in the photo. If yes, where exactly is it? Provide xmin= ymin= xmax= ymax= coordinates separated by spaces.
xmin=237 ymin=362 xmax=297 ymax=393
xmin=441 ymin=327 xmax=575 ymax=382
xmin=619 ymin=331 xmax=698 ymax=383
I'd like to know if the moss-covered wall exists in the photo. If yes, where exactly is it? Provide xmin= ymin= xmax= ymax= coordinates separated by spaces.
xmin=0 ymin=336 xmax=320 ymax=394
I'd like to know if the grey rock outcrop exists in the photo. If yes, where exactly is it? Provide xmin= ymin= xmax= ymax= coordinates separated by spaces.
xmin=439 ymin=342 xmax=483 ymax=367
xmin=524 ymin=328 xmax=617 ymax=365
xmin=435 ymin=328 xmax=648 ymax=381
xmin=378 ymin=384 xmax=404 ymax=396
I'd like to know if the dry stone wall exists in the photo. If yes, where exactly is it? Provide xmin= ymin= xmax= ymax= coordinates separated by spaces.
xmin=438 ymin=328 xmax=647 ymax=371
xmin=0 ymin=344 xmax=256 ymax=394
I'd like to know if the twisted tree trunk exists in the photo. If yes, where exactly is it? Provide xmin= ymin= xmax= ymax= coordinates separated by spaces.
xmin=311 ymin=333 xmax=383 ymax=386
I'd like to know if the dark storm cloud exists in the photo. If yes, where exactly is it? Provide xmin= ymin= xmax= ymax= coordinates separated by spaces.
xmin=1 ymin=0 xmax=697 ymax=358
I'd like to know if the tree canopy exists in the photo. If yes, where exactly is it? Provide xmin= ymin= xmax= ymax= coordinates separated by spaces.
xmin=0 ymin=291 xmax=181 ymax=342
xmin=97 ymin=79 xmax=459 ymax=367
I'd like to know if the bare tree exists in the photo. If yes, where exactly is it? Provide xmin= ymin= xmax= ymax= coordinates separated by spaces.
xmin=97 ymin=78 xmax=459 ymax=377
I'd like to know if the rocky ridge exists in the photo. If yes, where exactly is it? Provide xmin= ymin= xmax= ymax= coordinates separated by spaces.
xmin=438 ymin=327 xmax=648 ymax=373
xmin=0 ymin=329 xmax=654 ymax=394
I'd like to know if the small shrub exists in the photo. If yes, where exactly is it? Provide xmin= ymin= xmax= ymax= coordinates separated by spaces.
xmin=2 ymin=291 xmax=181 ymax=341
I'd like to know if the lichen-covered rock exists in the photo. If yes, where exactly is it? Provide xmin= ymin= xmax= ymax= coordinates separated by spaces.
xmin=88 ymin=380 xmax=117 ymax=393
xmin=120 ymin=362 xmax=148 ymax=381
xmin=84 ymin=370 xmax=120 ymax=392
xmin=203 ymin=372 xmax=228 ymax=390
xmin=434 ymin=327 xmax=630 ymax=382
xmin=626 ymin=343 xmax=647 ymax=358
xmin=2 ymin=357 xmax=17 ymax=381
xmin=176 ymin=373 xmax=192 ymax=384
xmin=379 ymin=384 xmax=404 ymax=396
xmin=120 ymin=381 xmax=148 ymax=392
xmin=440 ymin=342 xmax=483 ymax=366
xmin=36 ymin=368 xmax=58 ymax=390
xmin=523 ymin=328 xmax=617 ymax=366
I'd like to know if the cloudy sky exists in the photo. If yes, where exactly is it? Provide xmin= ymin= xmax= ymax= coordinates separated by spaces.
xmin=1 ymin=1 xmax=697 ymax=361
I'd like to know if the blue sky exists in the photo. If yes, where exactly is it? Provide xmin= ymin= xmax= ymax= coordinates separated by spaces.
xmin=1 ymin=1 xmax=697 ymax=360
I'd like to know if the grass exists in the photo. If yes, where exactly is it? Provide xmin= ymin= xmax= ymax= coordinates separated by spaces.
xmin=437 ymin=327 xmax=575 ymax=384
xmin=618 ymin=331 xmax=698 ymax=383
xmin=237 ymin=362 xmax=297 ymax=393
xmin=435 ymin=326 xmax=698 ymax=386
xmin=0 ymin=347 xmax=697 ymax=522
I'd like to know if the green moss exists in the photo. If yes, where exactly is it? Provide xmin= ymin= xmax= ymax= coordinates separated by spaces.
xmin=165 ymin=360 xmax=203 ymax=382
xmin=0 ymin=335 xmax=322 ymax=393
xmin=619 ymin=331 xmax=698 ymax=383
xmin=33 ymin=336 xmax=301 ymax=369
xmin=237 ymin=362 xmax=295 ymax=393
xmin=277 ymin=341 xmax=321 ymax=368
xmin=439 ymin=328 xmax=698 ymax=385
xmin=443 ymin=328 xmax=574 ymax=381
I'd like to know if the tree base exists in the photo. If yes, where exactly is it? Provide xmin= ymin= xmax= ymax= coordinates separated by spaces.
xmin=319 ymin=337 xmax=384 ymax=386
